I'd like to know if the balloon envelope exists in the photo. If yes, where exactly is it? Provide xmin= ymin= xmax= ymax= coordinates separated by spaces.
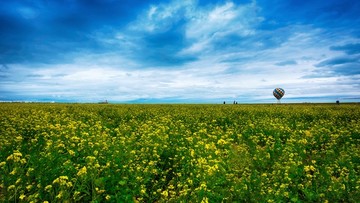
xmin=273 ymin=88 xmax=285 ymax=100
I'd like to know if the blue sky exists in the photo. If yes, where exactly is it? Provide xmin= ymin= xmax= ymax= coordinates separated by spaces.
xmin=0 ymin=0 xmax=359 ymax=103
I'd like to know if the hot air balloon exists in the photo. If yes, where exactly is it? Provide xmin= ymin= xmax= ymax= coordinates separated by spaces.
xmin=273 ymin=88 xmax=285 ymax=103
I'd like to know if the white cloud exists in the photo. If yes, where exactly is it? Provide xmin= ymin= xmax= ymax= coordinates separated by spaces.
xmin=186 ymin=2 xmax=260 ymax=39
xmin=182 ymin=1 xmax=262 ymax=54
xmin=127 ymin=0 xmax=262 ymax=55
xmin=129 ymin=0 xmax=196 ymax=33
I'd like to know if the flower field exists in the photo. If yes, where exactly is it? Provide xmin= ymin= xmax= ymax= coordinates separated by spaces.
xmin=1 ymin=103 xmax=359 ymax=202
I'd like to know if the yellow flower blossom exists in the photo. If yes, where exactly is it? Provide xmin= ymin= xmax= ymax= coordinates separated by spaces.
xmin=44 ymin=185 xmax=52 ymax=191
xmin=217 ymin=138 xmax=227 ymax=145
xmin=68 ymin=149 xmax=75 ymax=156
xmin=86 ymin=156 xmax=96 ymax=163
xmin=20 ymin=158 xmax=27 ymax=164
xmin=8 ymin=185 xmax=16 ymax=191
xmin=95 ymin=187 xmax=106 ymax=194
xmin=26 ymin=184 xmax=33 ymax=191
xmin=161 ymin=190 xmax=168 ymax=197
xmin=19 ymin=194 xmax=26 ymax=200
xmin=201 ymin=197 xmax=209 ymax=203
xmin=16 ymin=178 xmax=22 ymax=185
xmin=105 ymin=195 xmax=111 ymax=200
xmin=6 ymin=151 xmax=22 ymax=162
xmin=53 ymin=176 xmax=70 ymax=186
xmin=304 ymin=165 xmax=316 ymax=173
xmin=56 ymin=190 xmax=63 ymax=199
xmin=77 ymin=166 xmax=87 ymax=177
xmin=10 ymin=168 xmax=17 ymax=175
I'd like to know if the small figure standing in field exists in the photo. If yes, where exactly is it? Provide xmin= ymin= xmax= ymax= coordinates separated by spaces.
xmin=336 ymin=100 xmax=340 ymax=105
xmin=223 ymin=101 xmax=226 ymax=104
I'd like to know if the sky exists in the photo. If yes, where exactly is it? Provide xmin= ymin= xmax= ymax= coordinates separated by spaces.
xmin=0 ymin=0 xmax=360 ymax=103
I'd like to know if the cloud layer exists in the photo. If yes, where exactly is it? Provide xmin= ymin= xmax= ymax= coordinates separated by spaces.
xmin=1 ymin=0 xmax=360 ymax=103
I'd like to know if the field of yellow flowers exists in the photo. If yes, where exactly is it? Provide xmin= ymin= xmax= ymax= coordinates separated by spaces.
xmin=1 ymin=103 xmax=359 ymax=202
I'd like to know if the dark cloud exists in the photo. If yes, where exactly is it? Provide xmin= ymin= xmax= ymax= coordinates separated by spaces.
xmin=52 ymin=73 xmax=68 ymax=77
xmin=330 ymin=43 xmax=360 ymax=55
xmin=313 ymin=55 xmax=360 ymax=76
xmin=315 ymin=56 xmax=359 ymax=67
xmin=129 ymin=21 xmax=198 ymax=66
xmin=220 ymin=56 xmax=253 ymax=63
xmin=0 ymin=0 xmax=156 ymax=64
xmin=0 ymin=64 xmax=9 ymax=71
xmin=223 ymin=67 xmax=242 ymax=75
xmin=0 ymin=64 xmax=10 ymax=78
xmin=198 ymin=0 xmax=253 ymax=6
xmin=258 ymin=0 xmax=360 ymax=28
xmin=275 ymin=60 xmax=297 ymax=66
xmin=331 ymin=63 xmax=360 ymax=75
xmin=26 ymin=74 xmax=43 ymax=78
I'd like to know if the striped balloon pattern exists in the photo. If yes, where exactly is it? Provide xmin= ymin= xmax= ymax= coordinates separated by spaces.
xmin=273 ymin=88 xmax=285 ymax=100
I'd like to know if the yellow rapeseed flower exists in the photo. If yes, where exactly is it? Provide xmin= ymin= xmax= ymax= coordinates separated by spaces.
xmin=8 ymin=185 xmax=16 ymax=191
xmin=16 ymin=178 xmax=22 ymax=185
xmin=161 ymin=190 xmax=168 ymax=197
xmin=304 ymin=130 xmax=312 ymax=137
xmin=20 ymin=158 xmax=27 ymax=164
xmin=201 ymin=197 xmax=209 ymax=203
xmin=77 ymin=166 xmax=87 ymax=176
xmin=56 ymin=190 xmax=63 ymax=199
xmin=53 ymin=176 xmax=69 ymax=186
xmin=15 ymin=136 xmax=23 ymax=142
xmin=6 ymin=151 xmax=22 ymax=162
xmin=105 ymin=195 xmax=111 ymax=200
xmin=6 ymin=163 xmax=17 ymax=172
xmin=86 ymin=156 xmax=96 ymax=163
xmin=19 ymin=194 xmax=26 ymax=200
xmin=96 ymin=187 xmax=105 ymax=194
xmin=26 ymin=168 xmax=35 ymax=176
xmin=26 ymin=184 xmax=33 ymax=191
xmin=217 ymin=138 xmax=227 ymax=145
xmin=44 ymin=185 xmax=52 ymax=192
xmin=304 ymin=165 xmax=315 ymax=173
xmin=68 ymin=149 xmax=75 ymax=156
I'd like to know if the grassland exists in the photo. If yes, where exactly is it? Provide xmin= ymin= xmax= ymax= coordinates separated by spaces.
xmin=0 ymin=103 xmax=359 ymax=202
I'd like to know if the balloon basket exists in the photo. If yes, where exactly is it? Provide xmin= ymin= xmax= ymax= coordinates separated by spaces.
xmin=277 ymin=100 xmax=281 ymax=104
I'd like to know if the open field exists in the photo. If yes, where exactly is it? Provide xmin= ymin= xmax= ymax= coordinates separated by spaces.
xmin=1 ymin=103 xmax=359 ymax=202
